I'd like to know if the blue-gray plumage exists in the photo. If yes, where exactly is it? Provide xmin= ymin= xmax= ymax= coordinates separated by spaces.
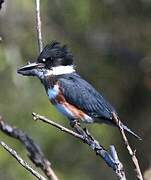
xmin=59 ymin=73 xmax=115 ymax=121
xmin=17 ymin=41 xmax=141 ymax=140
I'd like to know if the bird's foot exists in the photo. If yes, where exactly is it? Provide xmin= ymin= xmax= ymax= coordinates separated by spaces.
xmin=83 ymin=128 xmax=94 ymax=141
xmin=69 ymin=120 xmax=87 ymax=138
xmin=70 ymin=119 xmax=80 ymax=128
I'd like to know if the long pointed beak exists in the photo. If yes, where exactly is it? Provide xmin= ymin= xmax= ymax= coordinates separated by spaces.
xmin=17 ymin=62 xmax=44 ymax=76
xmin=17 ymin=62 xmax=38 ymax=73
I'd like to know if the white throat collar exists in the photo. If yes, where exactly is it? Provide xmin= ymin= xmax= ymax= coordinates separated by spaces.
xmin=45 ymin=65 xmax=75 ymax=76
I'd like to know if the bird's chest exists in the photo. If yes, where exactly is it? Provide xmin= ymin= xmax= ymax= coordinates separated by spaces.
xmin=47 ymin=85 xmax=60 ymax=100
xmin=47 ymin=85 xmax=73 ymax=118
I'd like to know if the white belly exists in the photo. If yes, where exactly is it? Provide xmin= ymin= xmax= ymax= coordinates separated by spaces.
xmin=54 ymin=103 xmax=93 ymax=123
xmin=54 ymin=103 xmax=74 ymax=119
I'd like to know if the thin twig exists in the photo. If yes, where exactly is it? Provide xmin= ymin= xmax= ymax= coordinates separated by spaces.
xmin=110 ymin=145 xmax=126 ymax=180
xmin=32 ymin=112 xmax=126 ymax=180
xmin=0 ymin=0 xmax=4 ymax=41
xmin=112 ymin=112 xmax=143 ymax=180
xmin=35 ymin=0 xmax=43 ymax=52
xmin=0 ymin=0 xmax=4 ymax=10
xmin=0 ymin=116 xmax=58 ymax=180
xmin=0 ymin=141 xmax=46 ymax=180
xmin=36 ymin=1 xmax=58 ymax=179
xmin=32 ymin=113 xmax=83 ymax=139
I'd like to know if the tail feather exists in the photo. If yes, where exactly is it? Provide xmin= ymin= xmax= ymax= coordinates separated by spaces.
xmin=122 ymin=124 xmax=142 ymax=140
xmin=111 ymin=112 xmax=142 ymax=140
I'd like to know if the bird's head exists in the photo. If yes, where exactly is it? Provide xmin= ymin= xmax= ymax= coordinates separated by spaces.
xmin=17 ymin=41 xmax=75 ymax=79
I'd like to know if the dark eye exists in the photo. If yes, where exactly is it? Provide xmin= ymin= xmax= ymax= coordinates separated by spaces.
xmin=42 ymin=58 xmax=46 ymax=62
xmin=44 ymin=57 xmax=54 ymax=69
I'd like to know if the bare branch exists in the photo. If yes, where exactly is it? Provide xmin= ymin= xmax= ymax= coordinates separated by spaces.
xmin=0 ymin=141 xmax=46 ymax=180
xmin=0 ymin=0 xmax=4 ymax=40
xmin=0 ymin=0 xmax=4 ymax=10
xmin=35 ymin=0 xmax=43 ymax=53
xmin=32 ymin=113 xmax=83 ymax=139
xmin=0 ymin=116 xmax=58 ymax=180
xmin=110 ymin=145 xmax=126 ymax=180
xmin=112 ymin=112 xmax=143 ymax=180
xmin=32 ymin=112 xmax=126 ymax=180
xmin=35 ymin=2 xmax=58 ymax=178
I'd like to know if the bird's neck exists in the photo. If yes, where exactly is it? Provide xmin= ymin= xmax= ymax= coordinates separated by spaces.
xmin=45 ymin=65 xmax=75 ymax=76
xmin=40 ymin=65 xmax=75 ymax=90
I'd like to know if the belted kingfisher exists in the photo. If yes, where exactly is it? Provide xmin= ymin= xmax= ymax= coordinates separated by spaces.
xmin=17 ymin=41 xmax=141 ymax=140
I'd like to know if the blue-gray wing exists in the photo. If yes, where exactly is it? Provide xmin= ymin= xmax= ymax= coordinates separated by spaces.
xmin=59 ymin=74 xmax=116 ymax=120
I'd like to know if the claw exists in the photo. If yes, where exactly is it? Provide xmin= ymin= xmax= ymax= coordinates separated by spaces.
xmin=70 ymin=119 xmax=78 ymax=128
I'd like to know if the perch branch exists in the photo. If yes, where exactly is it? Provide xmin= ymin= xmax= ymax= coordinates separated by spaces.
xmin=110 ymin=145 xmax=126 ymax=180
xmin=35 ymin=1 xmax=58 ymax=178
xmin=0 ymin=141 xmax=46 ymax=180
xmin=0 ymin=0 xmax=4 ymax=10
xmin=112 ymin=112 xmax=143 ymax=180
xmin=32 ymin=112 xmax=126 ymax=180
xmin=35 ymin=0 xmax=43 ymax=52
xmin=0 ymin=116 xmax=58 ymax=180
xmin=0 ymin=0 xmax=4 ymax=41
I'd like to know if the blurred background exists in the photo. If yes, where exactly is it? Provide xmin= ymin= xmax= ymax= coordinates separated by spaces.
xmin=0 ymin=0 xmax=151 ymax=179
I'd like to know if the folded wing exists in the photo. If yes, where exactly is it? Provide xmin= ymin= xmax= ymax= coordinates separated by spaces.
xmin=59 ymin=74 xmax=116 ymax=121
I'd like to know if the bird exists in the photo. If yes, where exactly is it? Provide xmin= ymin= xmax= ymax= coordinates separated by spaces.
xmin=17 ymin=41 xmax=141 ymax=140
